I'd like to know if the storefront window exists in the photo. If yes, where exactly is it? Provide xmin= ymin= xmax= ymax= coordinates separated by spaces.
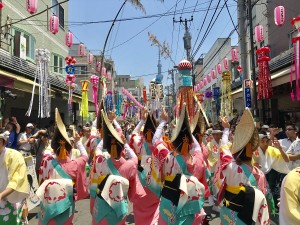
xmin=52 ymin=54 xmax=64 ymax=75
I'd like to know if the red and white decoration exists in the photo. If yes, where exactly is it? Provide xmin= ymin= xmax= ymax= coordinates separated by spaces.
xmin=177 ymin=59 xmax=192 ymax=71
xmin=231 ymin=48 xmax=239 ymax=62
xmin=65 ymin=32 xmax=73 ymax=48
xmin=78 ymin=43 xmax=85 ymax=57
xmin=26 ymin=0 xmax=38 ymax=14
xmin=87 ymin=53 xmax=93 ymax=64
xmin=255 ymin=25 xmax=264 ymax=43
xmin=216 ymin=63 xmax=222 ymax=74
xmin=49 ymin=15 xmax=59 ymax=34
xmin=274 ymin=6 xmax=285 ymax=27
xmin=90 ymin=75 xmax=99 ymax=115
xmin=256 ymin=47 xmax=272 ymax=99
xmin=223 ymin=57 xmax=229 ymax=70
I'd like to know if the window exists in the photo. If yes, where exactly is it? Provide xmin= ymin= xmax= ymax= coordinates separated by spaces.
xmin=52 ymin=54 xmax=64 ymax=75
xmin=74 ymin=65 xmax=87 ymax=75
xmin=288 ymin=29 xmax=298 ymax=49
xmin=52 ymin=0 xmax=64 ymax=28
xmin=12 ymin=28 xmax=36 ymax=60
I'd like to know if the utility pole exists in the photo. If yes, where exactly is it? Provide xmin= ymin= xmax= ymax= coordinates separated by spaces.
xmin=247 ymin=0 xmax=259 ymax=119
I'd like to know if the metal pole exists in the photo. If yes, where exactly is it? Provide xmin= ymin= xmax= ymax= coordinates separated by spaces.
xmin=248 ymin=0 xmax=259 ymax=118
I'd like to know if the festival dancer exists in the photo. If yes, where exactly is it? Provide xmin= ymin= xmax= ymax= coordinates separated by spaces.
xmin=214 ymin=109 xmax=270 ymax=225
xmin=158 ymin=105 xmax=205 ymax=225
xmin=129 ymin=108 xmax=163 ymax=225
xmin=0 ymin=130 xmax=29 ymax=225
xmin=37 ymin=108 xmax=89 ymax=225
xmin=90 ymin=110 xmax=144 ymax=225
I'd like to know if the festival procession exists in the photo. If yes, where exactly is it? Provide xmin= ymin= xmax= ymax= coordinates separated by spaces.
xmin=0 ymin=0 xmax=300 ymax=225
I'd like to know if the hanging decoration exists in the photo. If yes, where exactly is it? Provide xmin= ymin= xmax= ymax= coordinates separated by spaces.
xmin=207 ymin=73 xmax=212 ymax=83
xmin=197 ymin=93 xmax=204 ymax=103
xmin=121 ymin=87 xmax=143 ymax=109
xmin=65 ymin=74 xmax=76 ymax=110
xmin=80 ymin=80 xmax=89 ymax=118
xmin=274 ymin=6 xmax=285 ymax=27
xmin=26 ymin=49 xmax=51 ymax=118
xmin=217 ymin=63 xmax=222 ymax=74
xmin=143 ymin=86 xmax=147 ymax=104
xmin=203 ymin=77 xmax=208 ymax=86
xmin=87 ymin=52 xmax=93 ymax=64
xmin=116 ymin=92 xmax=122 ymax=116
xmin=237 ymin=65 xmax=242 ymax=73
xmin=65 ymin=32 xmax=73 ymax=47
xmin=0 ymin=1 xmax=3 ymax=10
xmin=26 ymin=0 xmax=38 ymax=14
xmin=220 ymin=71 xmax=232 ymax=118
xmin=211 ymin=69 xmax=217 ymax=79
xmin=96 ymin=62 xmax=101 ymax=72
xmin=105 ymin=91 xmax=114 ymax=112
xmin=256 ymin=47 xmax=273 ymax=99
xmin=223 ymin=57 xmax=229 ymax=70
xmin=290 ymin=16 xmax=300 ymax=101
xmin=255 ymin=24 xmax=264 ymax=43
xmin=204 ymin=90 xmax=213 ymax=122
xmin=49 ymin=15 xmax=59 ymax=34
xmin=90 ymin=75 xmax=99 ymax=115
xmin=107 ymin=71 xmax=112 ymax=81
xmin=213 ymin=87 xmax=221 ymax=117
xmin=231 ymin=48 xmax=239 ymax=62
xmin=78 ymin=43 xmax=85 ymax=57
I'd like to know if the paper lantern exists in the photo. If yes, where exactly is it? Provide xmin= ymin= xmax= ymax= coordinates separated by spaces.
xmin=237 ymin=65 xmax=242 ymax=73
xmin=207 ymin=74 xmax=212 ymax=83
xmin=102 ymin=67 xmax=107 ymax=77
xmin=26 ymin=0 xmax=38 ymax=14
xmin=223 ymin=57 xmax=229 ymax=70
xmin=200 ymin=81 xmax=204 ymax=89
xmin=78 ymin=43 xmax=85 ymax=57
xmin=274 ymin=6 xmax=285 ymax=26
xmin=231 ymin=48 xmax=239 ymax=62
xmin=211 ymin=69 xmax=217 ymax=79
xmin=96 ymin=62 xmax=101 ymax=72
xmin=65 ymin=32 xmax=73 ymax=47
xmin=255 ymin=25 xmax=264 ymax=43
xmin=87 ymin=53 xmax=93 ymax=64
xmin=90 ymin=75 xmax=99 ymax=85
xmin=49 ymin=15 xmax=59 ymax=34
xmin=203 ymin=77 xmax=208 ymax=86
xmin=217 ymin=63 xmax=222 ymax=74
xmin=107 ymin=71 xmax=112 ymax=81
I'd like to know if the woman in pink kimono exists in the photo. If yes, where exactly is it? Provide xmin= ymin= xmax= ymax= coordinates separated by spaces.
xmin=37 ymin=108 xmax=89 ymax=225
xmin=129 ymin=108 xmax=165 ymax=225
xmin=214 ymin=109 xmax=269 ymax=225
xmin=90 ymin=109 xmax=145 ymax=225
xmin=158 ymin=105 xmax=206 ymax=225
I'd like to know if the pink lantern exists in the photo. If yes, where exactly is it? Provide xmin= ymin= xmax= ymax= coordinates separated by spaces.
xmin=231 ymin=48 xmax=239 ymax=62
xmin=200 ymin=81 xmax=204 ymax=88
xmin=65 ymin=74 xmax=76 ymax=85
xmin=107 ymin=71 xmax=111 ymax=81
xmin=96 ymin=62 xmax=101 ymax=72
xmin=274 ymin=6 xmax=285 ymax=26
xmin=255 ymin=25 xmax=264 ymax=43
xmin=223 ymin=58 xmax=229 ymax=70
xmin=90 ymin=75 xmax=99 ymax=86
xmin=211 ymin=69 xmax=217 ymax=79
xmin=65 ymin=32 xmax=73 ymax=47
xmin=237 ymin=65 xmax=242 ymax=73
xmin=216 ymin=64 xmax=222 ymax=74
xmin=207 ymin=74 xmax=212 ymax=83
xmin=193 ymin=86 xmax=197 ymax=92
xmin=78 ymin=43 xmax=85 ymax=57
xmin=203 ymin=77 xmax=208 ymax=86
xmin=102 ymin=67 xmax=107 ymax=77
xmin=49 ymin=15 xmax=59 ymax=34
xmin=0 ymin=1 xmax=3 ymax=10
xmin=87 ymin=53 xmax=93 ymax=64
xmin=26 ymin=0 xmax=38 ymax=14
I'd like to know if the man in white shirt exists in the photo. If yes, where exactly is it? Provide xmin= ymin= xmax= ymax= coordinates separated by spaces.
xmin=279 ymin=124 xmax=299 ymax=152
xmin=286 ymin=125 xmax=300 ymax=170
xmin=17 ymin=123 xmax=34 ymax=156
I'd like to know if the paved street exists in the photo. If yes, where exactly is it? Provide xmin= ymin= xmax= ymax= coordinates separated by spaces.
xmin=27 ymin=198 xmax=279 ymax=225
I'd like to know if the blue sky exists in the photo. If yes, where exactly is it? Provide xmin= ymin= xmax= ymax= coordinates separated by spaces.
xmin=68 ymin=0 xmax=238 ymax=86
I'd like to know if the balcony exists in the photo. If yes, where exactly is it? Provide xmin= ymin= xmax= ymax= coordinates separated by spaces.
xmin=0 ymin=49 xmax=80 ymax=94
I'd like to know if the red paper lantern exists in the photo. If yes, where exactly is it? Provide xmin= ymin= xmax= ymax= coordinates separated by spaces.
xmin=87 ymin=53 xmax=93 ymax=64
xmin=231 ymin=48 xmax=239 ymax=62
xmin=223 ymin=58 xmax=229 ymax=70
xmin=216 ymin=64 xmax=222 ymax=74
xmin=274 ymin=6 xmax=285 ymax=26
xmin=255 ymin=25 xmax=264 ymax=43
xmin=237 ymin=65 xmax=242 ymax=73
xmin=49 ymin=15 xmax=59 ymax=34
xmin=26 ymin=0 xmax=38 ymax=14
xmin=65 ymin=32 xmax=73 ymax=48
xmin=78 ymin=43 xmax=85 ymax=57
xmin=211 ymin=69 xmax=217 ymax=79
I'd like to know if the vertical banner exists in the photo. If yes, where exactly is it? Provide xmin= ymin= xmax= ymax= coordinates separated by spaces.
xmin=149 ymin=82 xmax=156 ymax=99
xmin=20 ymin=36 xmax=27 ymax=60
xmin=244 ymin=79 xmax=253 ymax=108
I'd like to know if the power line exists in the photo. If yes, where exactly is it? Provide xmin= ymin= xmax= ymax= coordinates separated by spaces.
xmin=225 ymin=0 xmax=239 ymax=36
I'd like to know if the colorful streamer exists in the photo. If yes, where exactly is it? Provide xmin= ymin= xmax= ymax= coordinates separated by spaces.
xmin=80 ymin=80 xmax=89 ymax=118
xmin=220 ymin=71 xmax=233 ymax=118
xmin=90 ymin=75 xmax=99 ymax=115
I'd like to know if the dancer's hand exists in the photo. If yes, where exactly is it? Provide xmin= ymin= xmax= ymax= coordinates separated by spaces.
xmin=141 ymin=107 xmax=148 ymax=121
xmin=121 ymin=134 xmax=127 ymax=144
xmin=161 ymin=107 xmax=168 ymax=122
xmin=108 ymin=110 xmax=116 ymax=122
xmin=220 ymin=116 xmax=230 ymax=129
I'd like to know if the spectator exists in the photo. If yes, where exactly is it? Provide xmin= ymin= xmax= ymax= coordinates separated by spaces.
xmin=17 ymin=123 xmax=34 ymax=156
xmin=261 ymin=124 xmax=269 ymax=133
xmin=31 ymin=121 xmax=39 ymax=135
xmin=286 ymin=126 xmax=300 ymax=170
xmin=5 ymin=117 xmax=20 ymax=149
xmin=277 ymin=124 xmax=298 ymax=152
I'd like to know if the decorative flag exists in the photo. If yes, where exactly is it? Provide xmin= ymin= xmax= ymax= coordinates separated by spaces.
xmin=80 ymin=80 xmax=89 ymax=118
xmin=90 ymin=75 xmax=99 ymax=115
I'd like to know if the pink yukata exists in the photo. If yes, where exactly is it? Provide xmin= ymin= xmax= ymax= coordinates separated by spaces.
xmin=91 ymin=143 xmax=146 ymax=225
xmin=158 ymin=135 xmax=206 ymax=225
xmin=38 ymin=141 xmax=89 ymax=225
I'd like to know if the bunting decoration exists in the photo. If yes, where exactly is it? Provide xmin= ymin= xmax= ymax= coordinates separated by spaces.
xmin=291 ymin=16 xmax=300 ymax=100
xmin=65 ymin=75 xmax=76 ymax=110
xmin=90 ymin=75 xmax=99 ymax=115
xmin=80 ymin=80 xmax=89 ymax=118
xmin=256 ymin=47 xmax=273 ymax=99
xmin=220 ymin=71 xmax=232 ymax=118
xmin=26 ymin=49 xmax=51 ymax=118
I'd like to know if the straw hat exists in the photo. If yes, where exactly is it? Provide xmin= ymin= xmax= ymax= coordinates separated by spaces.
xmin=51 ymin=108 xmax=72 ymax=152
xmin=96 ymin=99 xmax=105 ymax=131
xmin=231 ymin=108 xmax=259 ymax=154
xmin=102 ymin=109 xmax=124 ymax=156
xmin=143 ymin=113 xmax=157 ymax=141
xmin=171 ymin=104 xmax=193 ymax=150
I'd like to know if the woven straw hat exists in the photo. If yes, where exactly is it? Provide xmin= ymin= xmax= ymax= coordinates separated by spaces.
xmin=51 ymin=108 xmax=72 ymax=152
xmin=231 ymin=108 xmax=259 ymax=154
xmin=96 ymin=99 xmax=105 ymax=131
xmin=102 ymin=109 xmax=124 ymax=154
xmin=171 ymin=103 xmax=193 ymax=148
xmin=143 ymin=113 xmax=157 ymax=139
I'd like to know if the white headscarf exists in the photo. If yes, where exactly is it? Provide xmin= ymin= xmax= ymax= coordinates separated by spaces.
xmin=0 ymin=131 xmax=10 ymax=141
